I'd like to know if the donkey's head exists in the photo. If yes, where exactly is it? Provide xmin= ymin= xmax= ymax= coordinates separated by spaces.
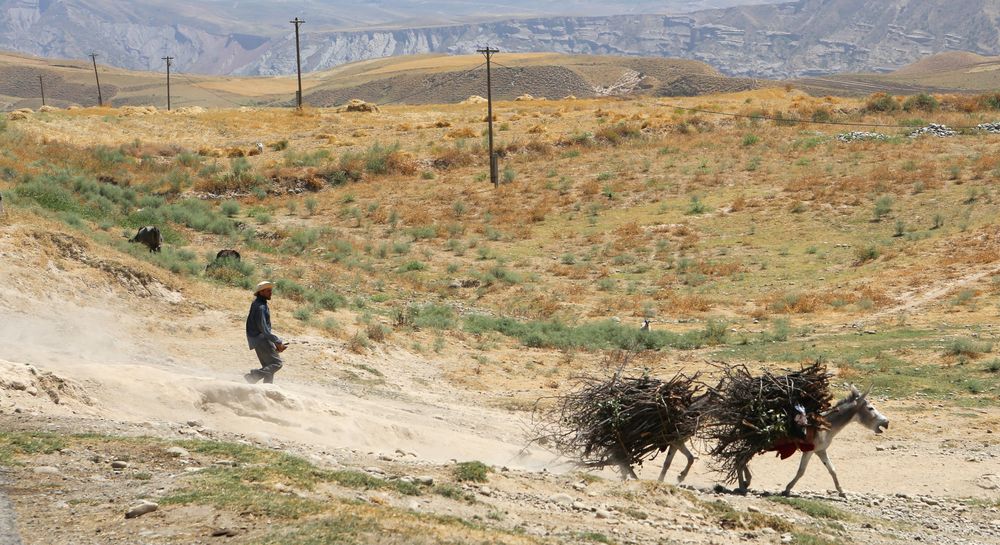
xmin=846 ymin=384 xmax=889 ymax=434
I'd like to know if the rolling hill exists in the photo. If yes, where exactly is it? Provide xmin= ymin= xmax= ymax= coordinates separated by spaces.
xmin=0 ymin=50 xmax=765 ymax=110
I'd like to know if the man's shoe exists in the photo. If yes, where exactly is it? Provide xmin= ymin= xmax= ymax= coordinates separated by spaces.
xmin=244 ymin=372 xmax=261 ymax=384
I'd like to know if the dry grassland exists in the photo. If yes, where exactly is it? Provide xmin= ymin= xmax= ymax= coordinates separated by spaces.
xmin=4 ymin=89 xmax=1000 ymax=401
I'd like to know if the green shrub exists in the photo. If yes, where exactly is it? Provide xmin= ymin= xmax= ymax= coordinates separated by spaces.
xmin=944 ymin=338 xmax=993 ymax=357
xmin=221 ymin=200 xmax=240 ymax=217
xmin=864 ymin=93 xmax=899 ymax=113
xmin=594 ymin=123 xmax=642 ymax=145
xmin=742 ymin=134 xmax=759 ymax=146
xmin=854 ymin=245 xmax=880 ymax=264
xmin=284 ymin=149 xmax=330 ymax=167
xmin=902 ymin=93 xmax=939 ymax=112
xmin=453 ymin=461 xmax=490 ymax=483
xmin=687 ymin=196 xmax=709 ymax=215
xmin=93 ymin=145 xmax=132 ymax=166
xmin=397 ymin=260 xmax=426 ymax=272
xmin=873 ymin=195 xmax=892 ymax=221
xmin=205 ymin=257 xmax=255 ymax=289
xmin=308 ymin=290 xmax=346 ymax=311
xmin=406 ymin=304 xmax=456 ymax=330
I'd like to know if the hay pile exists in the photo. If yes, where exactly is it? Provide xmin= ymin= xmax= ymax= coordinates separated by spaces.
xmin=535 ymin=368 xmax=704 ymax=470
xmin=119 ymin=105 xmax=157 ymax=116
xmin=703 ymin=362 xmax=832 ymax=484
xmin=7 ymin=109 xmax=32 ymax=121
xmin=341 ymin=99 xmax=380 ymax=113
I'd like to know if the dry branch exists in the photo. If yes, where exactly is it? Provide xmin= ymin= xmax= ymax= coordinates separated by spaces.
xmin=703 ymin=362 xmax=833 ymax=484
xmin=534 ymin=366 xmax=705 ymax=470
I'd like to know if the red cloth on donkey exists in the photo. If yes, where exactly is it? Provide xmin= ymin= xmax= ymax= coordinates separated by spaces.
xmin=767 ymin=427 xmax=816 ymax=459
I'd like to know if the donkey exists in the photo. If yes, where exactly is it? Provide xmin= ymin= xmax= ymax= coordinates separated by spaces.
xmin=781 ymin=384 xmax=889 ymax=497
xmin=614 ymin=393 xmax=712 ymax=484
xmin=733 ymin=385 xmax=889 ymax=496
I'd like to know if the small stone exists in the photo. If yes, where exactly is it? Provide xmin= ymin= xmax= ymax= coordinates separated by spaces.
xmin=214 ymin=459 xmax=237 ymax=467
xmin=364 ymin=467 xmax=385 ymax=475
xmin=549 ymin=493 xmax=574 ymax=506
xmin=33 ymin=466 xmax=60 ymax=475
xmin=166 ymin=446 xmax=189 ymax=458
xmin=378 ymin=454 xmax=394 ymax=461
xmin=780 ymin=533 xmax=794 ymax=543
xmin=415 ymin=475 xmax=434 ymax=486
xmin=596 ymin=509 xmax=613 ymax=519
xmin=8 ymin=381 xmax=26 ymax=391
xmin=408 ymin=500 xmax=421 ymax=511
xmin=186 ymin=420 xmax=202 ymax=427
xmin=125 ymin=500 xmax=158 ymax=519
xmin=25 ymin=387 xmax=38 ymax=396
xmin=572 ymin=482 xmax=586 ymax=491
xmin=479 ymin=486 xmax=492 ymax=496
xmin=211 ymin=528 xmax=238 ymax=537
xmin=747 ymin=505 xmax=761 ymax=513
xmin=111 ymin=461 xmax=129 ymax=470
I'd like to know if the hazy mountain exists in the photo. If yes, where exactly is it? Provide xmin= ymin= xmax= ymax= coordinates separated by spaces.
xmin=2 ymin=0 xmax=999 ymax=78
xmin=0 ymin=0 xmax=782 ymax=74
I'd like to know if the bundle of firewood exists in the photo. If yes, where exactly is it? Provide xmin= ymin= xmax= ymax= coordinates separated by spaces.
xmin=702 ymin=362 xmax=833 ymax=483
xmin=534 ymin=368 xmax=704 ymax=470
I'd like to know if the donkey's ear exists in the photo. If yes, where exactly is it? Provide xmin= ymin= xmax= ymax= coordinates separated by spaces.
xmin=849 ymin=384 xmax=861 ymax=398
xmin=862 ymin=384 xmax=873 ymax=399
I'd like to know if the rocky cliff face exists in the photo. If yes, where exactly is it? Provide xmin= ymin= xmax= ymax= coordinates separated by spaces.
xmin=2 ymin=0 xmax=999 ymax=78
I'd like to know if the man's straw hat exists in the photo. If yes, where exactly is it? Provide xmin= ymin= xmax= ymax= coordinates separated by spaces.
xmin=254 ymin=280 xmax=274 ymax=294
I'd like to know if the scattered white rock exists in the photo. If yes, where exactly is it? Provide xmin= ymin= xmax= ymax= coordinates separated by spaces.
xmin=837 ymin=131 xmax=888 ymax=142
xmin=111 ymin=460 xmax=129 ymax=470
xmin=33 ymin=466 xmax=60 ymax=475
xmin=549 ymin=493 xmax=574 ymax=506
xmin=125 ymin=500 xmax=158 ymax=519
xmin=166 ymin=446 xmax=189 ymax=458
xmin=909 ymin=123 xmax=955 ymax=138
xmin=415 ymin=476 xmax=434 ymax=486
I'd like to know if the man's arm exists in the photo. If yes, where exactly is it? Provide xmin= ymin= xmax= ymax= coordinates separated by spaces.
xmin=255 ymin=305 xmax=283 ymax=345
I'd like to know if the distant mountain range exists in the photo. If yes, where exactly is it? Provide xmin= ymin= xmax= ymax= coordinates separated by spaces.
xmin=1 ymin=0 xmax=999 ymax=78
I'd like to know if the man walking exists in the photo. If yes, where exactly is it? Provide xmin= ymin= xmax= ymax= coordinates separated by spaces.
xmin=245 ymin=280 xmax=286 ymax=384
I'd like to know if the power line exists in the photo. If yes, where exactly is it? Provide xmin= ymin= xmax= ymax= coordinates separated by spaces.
xmin=477 ymin=46 xmax=499 ymax=188
xmin=89 ymin=52 xmax=103 ymax=107
xmin=162 ymin=56 xmax=173 ymax=111
xmin=174 ymin=71 xmax=248 ymax=107
xmin=290 ymin=17 xmax=305 ymax=108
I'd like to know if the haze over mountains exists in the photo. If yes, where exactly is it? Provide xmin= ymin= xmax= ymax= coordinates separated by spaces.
xmin=1 ymin=0 xmax=999 ymax=78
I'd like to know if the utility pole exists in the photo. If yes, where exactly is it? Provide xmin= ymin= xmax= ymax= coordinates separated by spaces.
xmin=38 ymin=75 xmax=45 ymax=107
xmin=477 ymin=46 xmax=499 ymax=187
xmin=162 ymin=56 xmax=174 ymax=110
xmin=290 ymin=16 xmax=305 ymax=108
xmin=89 ymin=53 xmax=103 ymax=107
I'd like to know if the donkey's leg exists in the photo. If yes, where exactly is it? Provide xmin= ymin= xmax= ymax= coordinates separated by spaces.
xmin=617 ymin=459 xmax=638 ymax=481
xmin=816 ymin=451 xmax=845 ymax=497
xmin=676 ymin=443 xmax=696 ymax=484
xmin=782 ymin=451 xmax=814 ymax=496
xmin=736 ymin=465 xmax=751 ymax=494
xmin=657 ymin=445 xmax=678 ymax=483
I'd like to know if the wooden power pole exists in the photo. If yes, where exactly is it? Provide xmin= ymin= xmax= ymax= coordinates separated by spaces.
xmin=162 ymin=56 xmax=174 ymax=110
xmin=477 ymin=46 xmax=499 ymax=187
xmin=290 ymin=16 xmax=305 ymax=108
xmin=38 ymin=75 xmax=45 ymax=107
xmin=89 ymin=53 xmax=103 ymax=107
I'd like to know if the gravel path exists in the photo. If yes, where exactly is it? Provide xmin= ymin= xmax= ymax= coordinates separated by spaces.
xmin=0 ymin=471 xmax=23 ymax=545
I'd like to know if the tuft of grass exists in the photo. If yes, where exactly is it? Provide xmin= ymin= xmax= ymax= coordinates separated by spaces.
xmin=453 ymin=461 xmax=490 ymax=483
xmin=767 ymin=496 xmax=852 ymax=521
xmin=943 ymin=338 xmax=993 ymax=357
